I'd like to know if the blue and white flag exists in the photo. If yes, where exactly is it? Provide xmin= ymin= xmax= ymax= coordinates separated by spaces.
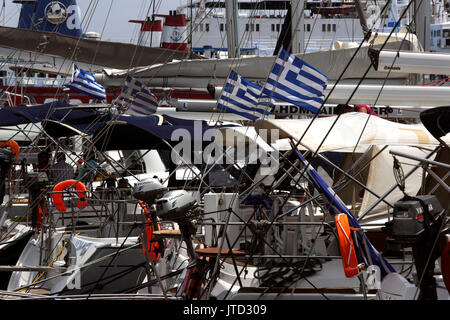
xmin=263 ymin=49 xmax=327 ymax=114
xmin=289 ymin=141 xmax=395 ymax=279
xmin=217 ymin=70 xmax=273 ymax=121
xmin=66 ymin=64 xmax=106 ymax=101
xmin=115 ymin=75 xmax=158 ymax=115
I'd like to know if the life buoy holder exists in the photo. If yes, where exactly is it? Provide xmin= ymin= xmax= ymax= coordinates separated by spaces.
xmin=138 ymin=200 xmax=161 ymax=263
xmin=441 ymin=235 xmax=450 ymax=294
xmin=0 ymin=140 xmax=19 ymax=162
xmin=52 ymin=179 xmax=87 ymax=212
xmin=335 ymin=213 xmax=360 ymax=277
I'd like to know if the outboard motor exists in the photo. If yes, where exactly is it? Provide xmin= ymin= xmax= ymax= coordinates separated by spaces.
xmin=385 ymin=194 xmax=449 ymax=300
xmin=132 ymin=178 xmax=167 ymax=204
xmin=390 ymin=195 xmax=443 ymax=242
xmin=155 ymin=190 xmax=199 ymax=260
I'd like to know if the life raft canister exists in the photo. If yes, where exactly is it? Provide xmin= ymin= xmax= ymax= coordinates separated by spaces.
xmin=52 ymin=179 xmax=87 ymax=212
xmin=441 ymin=235 xmax=450 ymax=294
xmin=335 ymin=213 xmax=360 ymax=277
xmin=0 ymin=140 xmax=20 ymax=161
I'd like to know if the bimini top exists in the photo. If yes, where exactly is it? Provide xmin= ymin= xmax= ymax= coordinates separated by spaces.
xmin=2 ymin=102 xmax=239 ymax=150
xmin=91 ymin=114 xmax=236 ymax=151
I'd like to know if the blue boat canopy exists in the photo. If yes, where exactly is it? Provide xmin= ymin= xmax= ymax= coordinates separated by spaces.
xmin=0 ymin=102 xmax=105 ymax=127
xmin=92 ymin=114 xmax=236 ymax=151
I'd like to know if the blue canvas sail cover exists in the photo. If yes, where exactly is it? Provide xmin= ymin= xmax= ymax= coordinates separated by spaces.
xmin=0 ymin=101 xmax=104 ymax=127
xmin=92 ymin=115 xmax=237 ymax=151
xmin=41 ymin=110 xmax=114 ymax=138
xmin=42 ymin=113 xmax=161 ymax=139
xmin=17 ymin=0 xmax=83 ymax=38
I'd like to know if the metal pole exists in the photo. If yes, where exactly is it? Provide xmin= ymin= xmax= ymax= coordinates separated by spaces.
xmin=354 ymin=0 xmax=370 ymax=36
xmin=226 ymin=0 xmax=240 ymax=58
xmin=291 ymin=0 xmax=305 ymax=54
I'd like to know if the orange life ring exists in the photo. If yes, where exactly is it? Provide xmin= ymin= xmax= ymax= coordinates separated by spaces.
xmin=441 ymin=235 xmax=450 ymax=294
xmin=335 ymin=213 xmax=360 ymax=277
xmin=52 ymin=179 xmax=87 ymax=212
xmin=0 ymin=140 xmax=19 ymax=161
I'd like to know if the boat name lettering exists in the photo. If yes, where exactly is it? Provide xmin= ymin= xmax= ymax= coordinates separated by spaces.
xmin=383 ymin=66 xmax=401 ymax=71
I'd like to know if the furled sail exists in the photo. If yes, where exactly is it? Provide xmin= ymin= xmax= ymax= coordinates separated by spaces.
xmin=0 ymin=27 xmax=201 ymax=70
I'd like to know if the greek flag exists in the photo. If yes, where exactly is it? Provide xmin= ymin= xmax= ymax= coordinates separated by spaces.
xmin=263 ymin=49 xmax=327 ymax=114
xmin=115 ymin=75 xmax=158 ymax=115
xmin=290 ymin=141 xmax=395 ymax=278
xmin=67 ymin=64 xmax=106 ymax=101
xmin=217 ymin=70 xmax=273 ymax=121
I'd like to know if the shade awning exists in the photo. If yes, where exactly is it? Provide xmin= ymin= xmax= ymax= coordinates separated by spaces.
xmin=255 ymin=112 xmax=450 ymax=153
xmin=92 ymin=115 xmax=235 ymax=151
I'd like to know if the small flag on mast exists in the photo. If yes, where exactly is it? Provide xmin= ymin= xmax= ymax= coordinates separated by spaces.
xmin=216 ymin=70 xmax=273 ymax=121
xmin=263 ymin=49 xmax=327 ymax=114
xmin=114 ymin=75 xmax=158 ymax=115
xmin=66 ymin=64 xmax=106 ymax=101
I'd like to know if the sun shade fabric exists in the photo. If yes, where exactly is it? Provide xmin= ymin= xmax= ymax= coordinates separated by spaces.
xmin=92 ymin=115 xmax=234 ymax=151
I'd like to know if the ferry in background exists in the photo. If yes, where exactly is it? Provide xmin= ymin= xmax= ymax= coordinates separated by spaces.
xmin=429 ymin=0 xmax=450 ymax=53
xmin=180 ymin=0 xmax=406 ymax=57
xmin=1 ymin=0 xmax=449 ymax=107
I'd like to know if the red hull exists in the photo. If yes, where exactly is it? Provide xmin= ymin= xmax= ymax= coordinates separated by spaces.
xmin=1 ymin=86 xmax=212 ymax=106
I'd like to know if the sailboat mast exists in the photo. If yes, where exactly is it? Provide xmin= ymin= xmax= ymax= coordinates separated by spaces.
xmin=2 ymin=0 xmax=5 ymax=27
xmin=291 ymin=0 xmax=305 ymax=54
xmin=354 ymin=0 xmax=369 ymax=36
xmin=226 ymin=0 xmax=240 ymax=58
xmin=414 ymin=0 xmax=431 ymax=51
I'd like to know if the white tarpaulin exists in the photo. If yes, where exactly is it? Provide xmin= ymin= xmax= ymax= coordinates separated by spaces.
xmin=254 ymin=114 xmax=446 ymax=222
xmin=358 ymin=145 xmax=434 ymax=222
xmin=255 ymin=112 xmax=449 ymax=153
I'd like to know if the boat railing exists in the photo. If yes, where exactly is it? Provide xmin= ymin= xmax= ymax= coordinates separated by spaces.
xmin=0 ymin=90 xmax=32 ymax=107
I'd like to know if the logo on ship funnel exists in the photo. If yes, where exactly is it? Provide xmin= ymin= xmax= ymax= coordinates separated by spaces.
xmin=170 ymin=27 xmax=182 ymax=42
xmin=44 ymin=1 xmax=68 ymax=25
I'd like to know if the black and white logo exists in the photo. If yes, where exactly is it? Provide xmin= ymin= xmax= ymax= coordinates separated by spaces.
xmin=44 ymin=1 xmax=68 ymax=25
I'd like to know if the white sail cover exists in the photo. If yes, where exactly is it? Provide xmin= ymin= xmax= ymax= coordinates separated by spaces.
xmin=255 ymin=112 xmax=450 ymax=153
xmin=254 ymin=114 xmax=446 ymax=222
xmin=357 ymin=145 xmax=433 ymax=222
xmin=103 ymin=37 xmax=414 ymax=83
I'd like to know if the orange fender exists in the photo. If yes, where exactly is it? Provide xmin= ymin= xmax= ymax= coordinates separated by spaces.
xmin=335 ymin=213 xmax=360 ymax=277
xmin=0 ymin=140 xmax=19 ymax=161
xmin=52 ymin=179 xmax=87 ymax=212
xmin=441 ymin=236 xmax=450 ymax=294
